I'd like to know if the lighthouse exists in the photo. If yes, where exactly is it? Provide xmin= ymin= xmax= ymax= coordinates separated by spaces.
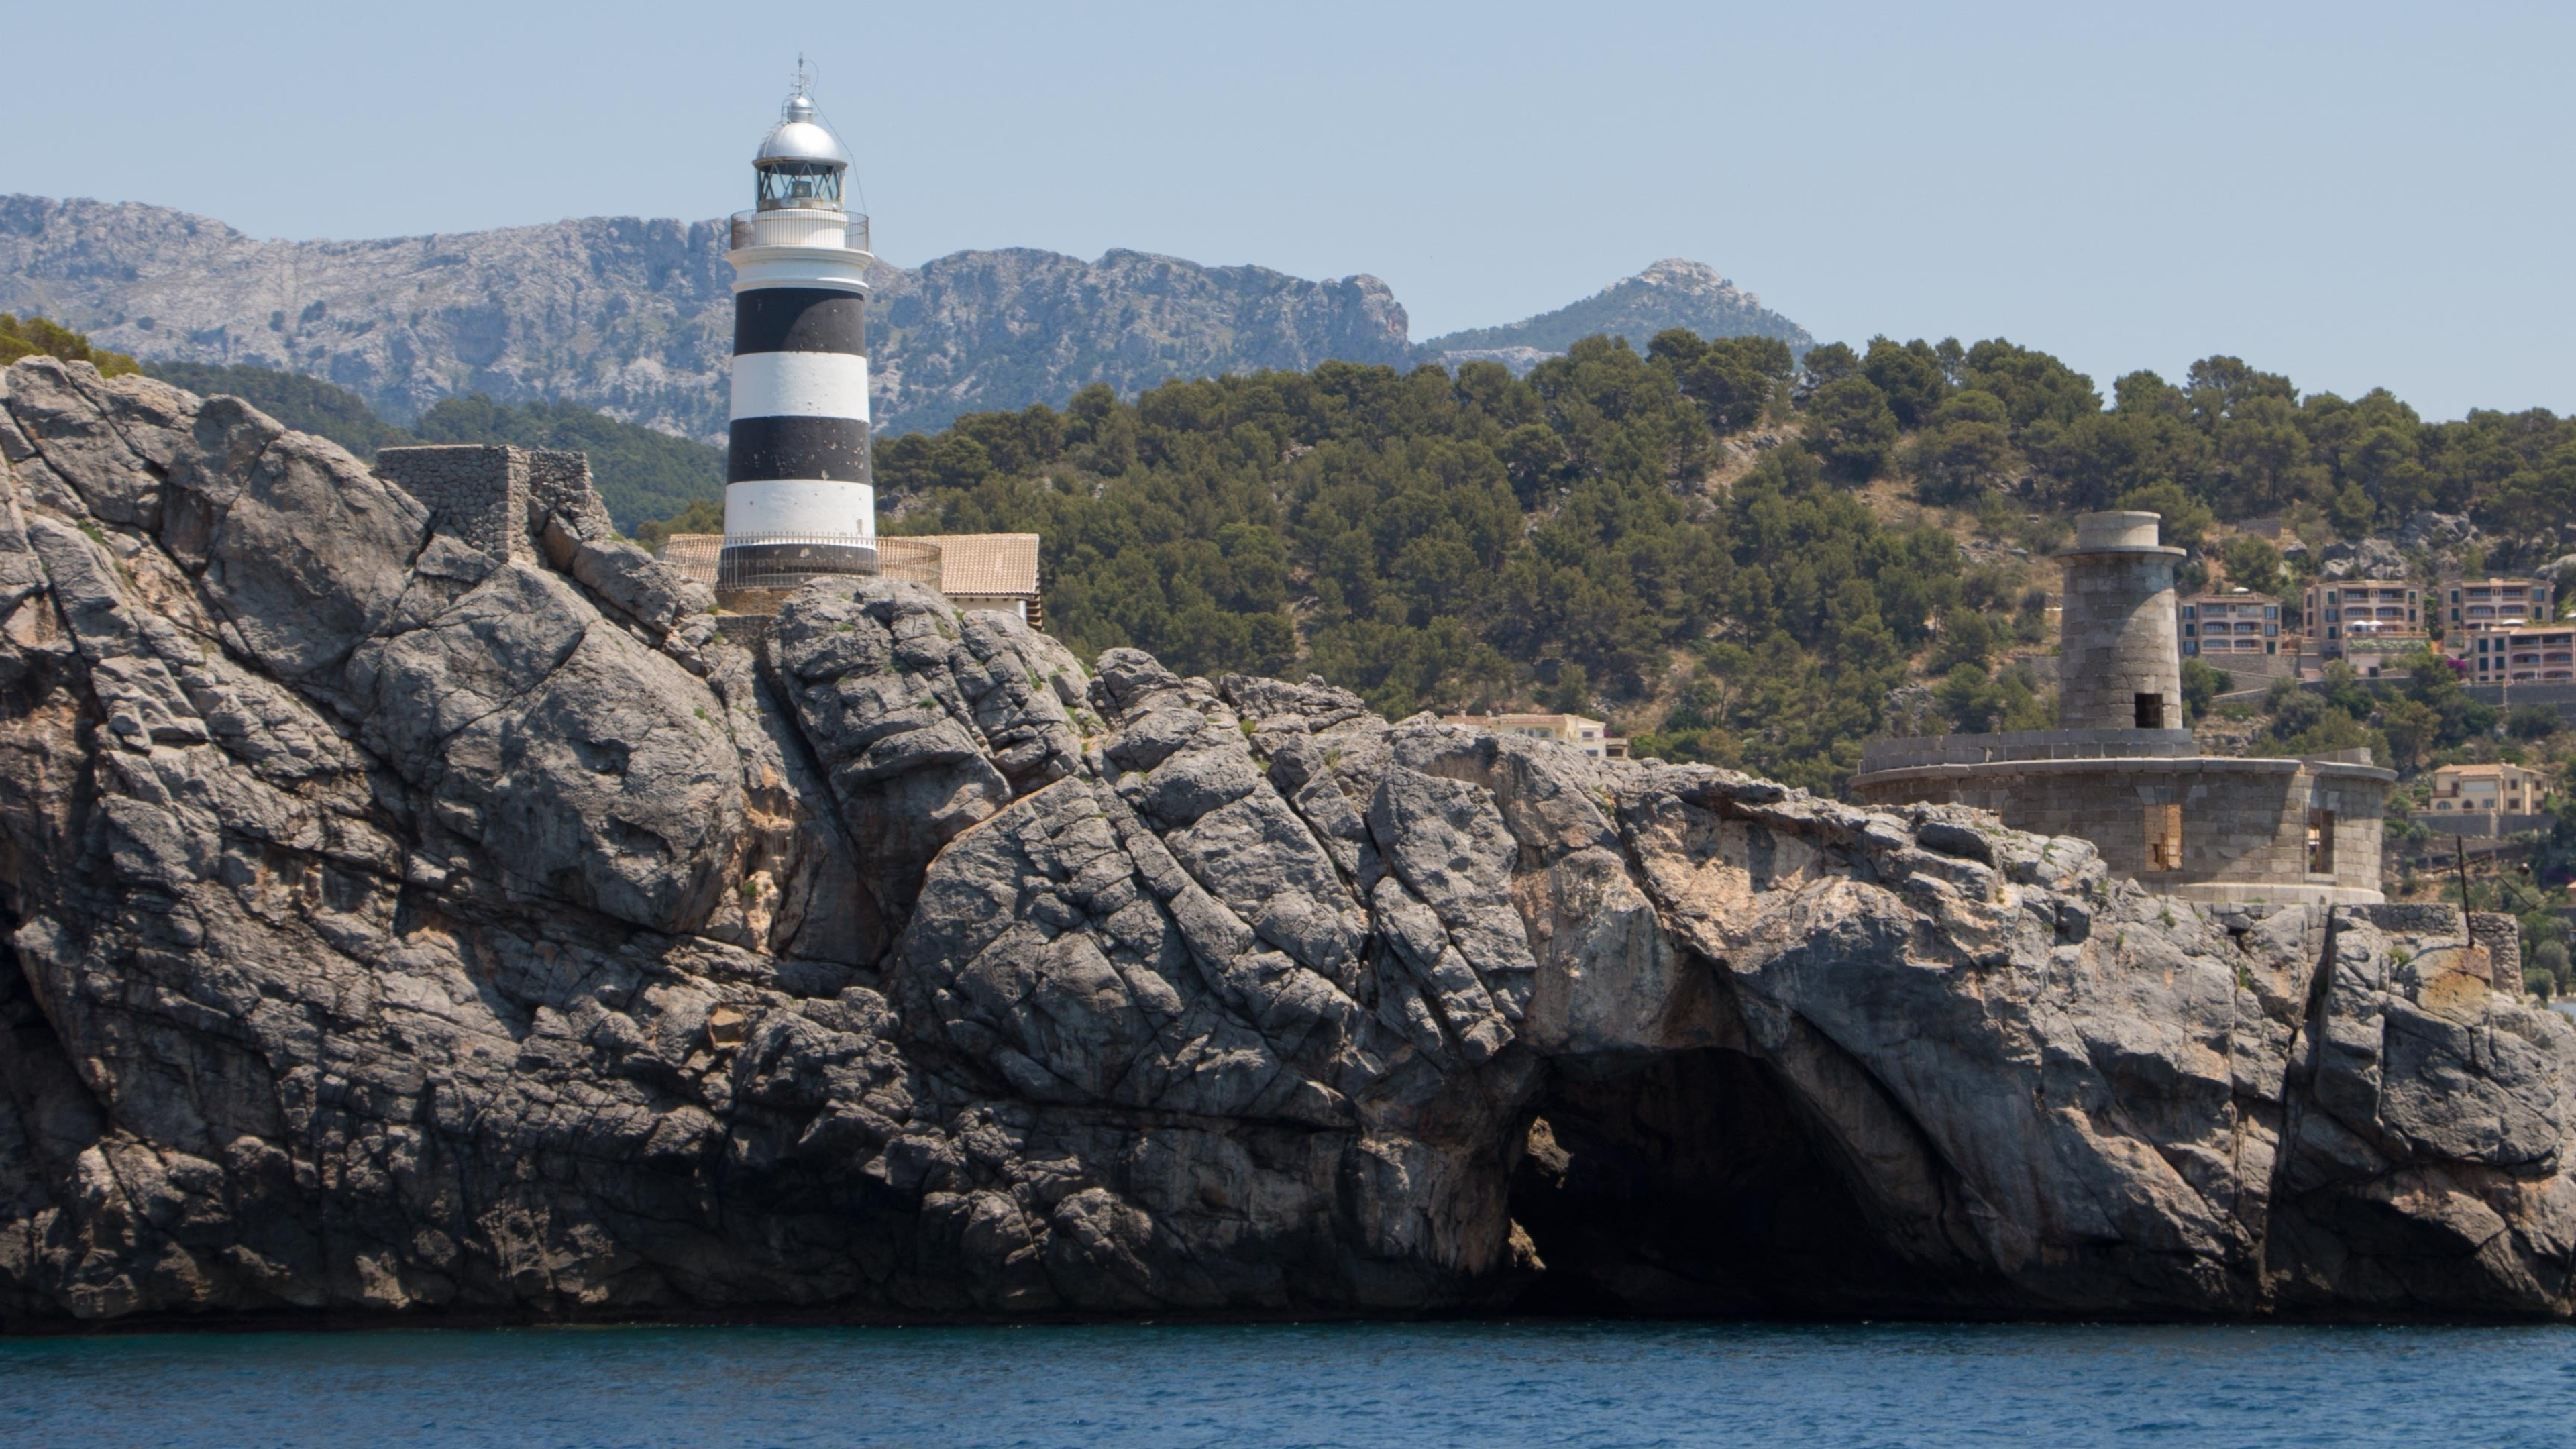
xmin=718 ymin=71 xmax=877 ymax=589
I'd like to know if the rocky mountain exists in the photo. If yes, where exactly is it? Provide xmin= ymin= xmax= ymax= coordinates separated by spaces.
xmin=0 ymin=196 xmax=1412 ymax=441
xmin=3 ymin=354 xmax=2573 ymax=1326
xmin=1418 ymin=258 xmax=1812 ymax=372
xmin=1 ymin=197 xmax=1815 ymax=441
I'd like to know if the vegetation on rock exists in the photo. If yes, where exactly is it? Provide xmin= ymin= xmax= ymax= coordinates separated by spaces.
xmin=0 ymin=314 xmax=136 ymax=376
xmin=879 ymin=341 xmax=1972 ymax=791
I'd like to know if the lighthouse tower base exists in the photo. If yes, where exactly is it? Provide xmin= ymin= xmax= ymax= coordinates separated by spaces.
xmin=704 ymin=535 xmax=944 ymax=615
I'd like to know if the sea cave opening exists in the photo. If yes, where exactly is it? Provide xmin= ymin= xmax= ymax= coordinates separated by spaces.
xmin=1506 ymin=1047 xmax=1949 ymax=1318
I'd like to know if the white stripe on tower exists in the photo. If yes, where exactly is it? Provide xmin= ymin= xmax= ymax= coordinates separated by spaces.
xmin=723 ymin=479 xmax=876 ymax=539
xmin=729 ymin=352 xmax=873 ymax=422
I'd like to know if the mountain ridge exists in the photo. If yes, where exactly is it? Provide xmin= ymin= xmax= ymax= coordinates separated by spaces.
xmin=1419 ymin=257 xmax=1811 ymax=366
xmin=0 ymin=195 xmax=1418 ymax=441
xmin=1 ymin=195 xmax=1809 ymax=439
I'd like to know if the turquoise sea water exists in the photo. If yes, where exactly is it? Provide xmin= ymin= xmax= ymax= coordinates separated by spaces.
xmin=2 ymin=1320 xmax=2571 ymax=1448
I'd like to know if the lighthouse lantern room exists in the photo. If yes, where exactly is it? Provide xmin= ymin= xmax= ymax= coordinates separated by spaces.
xmin=718 ymin=67 xmax=878 ymax=591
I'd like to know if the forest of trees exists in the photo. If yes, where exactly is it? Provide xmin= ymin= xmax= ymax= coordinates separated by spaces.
xmin=861 ymin=329 xmax=2576 ymax=790
xmin=880 ymin=338 xmax=1996 ymax=789
xmin=1802 ymin=335 xmax=2576 ymax=553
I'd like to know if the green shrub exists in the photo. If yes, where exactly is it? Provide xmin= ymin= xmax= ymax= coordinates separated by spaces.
xmin=0 ymin=314 xmax=138 ymax=376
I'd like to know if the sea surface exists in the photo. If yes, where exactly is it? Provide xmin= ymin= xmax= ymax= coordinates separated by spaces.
xmin=2 ymin=1319 xmax=2571 ymax=1448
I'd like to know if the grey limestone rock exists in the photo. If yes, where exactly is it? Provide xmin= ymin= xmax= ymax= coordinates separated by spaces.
xmin=0 ymin=197 xmax=1413 ymax=447
xmin=0 ymin=358 xmax=2573 ymax=1327
xmin=2396 ymin=510 xmax=2482 ymax=556
xmin=2319 ymin=535 xmax=2409 ymax=581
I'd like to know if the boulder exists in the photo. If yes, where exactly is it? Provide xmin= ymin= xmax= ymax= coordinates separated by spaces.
xmin=2397 ymin=511 xmax=2481 ymax=555
xmin=2319 ymin=535 xmax=2408 ymax=581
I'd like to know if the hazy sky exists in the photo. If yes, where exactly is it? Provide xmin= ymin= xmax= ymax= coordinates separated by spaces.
xmin=7 ymin=1 xmax=2569 ymax=419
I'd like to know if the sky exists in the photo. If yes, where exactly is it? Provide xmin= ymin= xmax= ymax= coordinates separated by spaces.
xmin=5 ymin=0 xmax=2569 ymax=420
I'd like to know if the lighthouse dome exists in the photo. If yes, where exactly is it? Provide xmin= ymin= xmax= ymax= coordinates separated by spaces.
xmin=756 ymin=93 xmax=851 ymax=170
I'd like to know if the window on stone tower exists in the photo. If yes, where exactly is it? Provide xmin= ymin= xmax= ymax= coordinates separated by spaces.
xmin=2145 ymin=803 xmax=2183 ymax=871
xmin=2307 ymin=809 xmax=2335 ymax=875
xmin=2135 ymin=693 xmax=2166 ymax=729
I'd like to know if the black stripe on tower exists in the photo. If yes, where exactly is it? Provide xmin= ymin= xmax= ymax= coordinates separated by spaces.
xmin=728 ymin=415 xmax=875 ymax=484
xmin=735 ymin=288 xmax=868 ymax=355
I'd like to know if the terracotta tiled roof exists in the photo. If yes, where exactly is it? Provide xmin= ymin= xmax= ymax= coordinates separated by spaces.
xmin=657 ymin=533 xmax=720 ymax=586
xmin=928 ymin=533 xmax=1041 ymax=598
xmin=2435 ymin=763 xmax=2542 ymax=780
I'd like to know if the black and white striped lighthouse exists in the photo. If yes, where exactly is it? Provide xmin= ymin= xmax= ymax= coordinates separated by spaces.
xmin=718 ymin=72 xmax=877 ymax=588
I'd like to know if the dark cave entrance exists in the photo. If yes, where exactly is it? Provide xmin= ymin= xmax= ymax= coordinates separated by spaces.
xmin=1507 ymin=1048 xmax=1949 ymax=1318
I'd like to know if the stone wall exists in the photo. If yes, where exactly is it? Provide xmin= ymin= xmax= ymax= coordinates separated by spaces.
xmin=2201 ymin=650 xmax=2300 ymax=686
xmin=2304 ymin=768 xmax=2392 ymax=898
xmin=374 ymin=445 xmax=533 ymax=563
xmin=525 ymin=449 xmax=606 ymax=535
xmin=2471 ymin=910 xmax=2526 ymax=990
xmin=2353 ymin=905 xmax=2524 ymax=994
xmin=2418 ymin=812 xmax=2555 ymax=839
xmin=1856 ymin=758 xmax=2387 ymax=901
xmin=1859 ymin=726 xmax=2196 ymax=773
xmin=375 ymin=444 xmax=597 ymax=565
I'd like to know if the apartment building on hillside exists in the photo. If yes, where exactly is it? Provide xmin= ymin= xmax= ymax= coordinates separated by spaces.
xmin=2178 ymin=589 xmax=2284 ymax=659
xmin=2440 ymin=576 xmax=2555 ymax=631
xmin=2301 ymin=579 xmax=2423 ymax=661
xmin=2459 ymin=624 xmax=2576 ymax=682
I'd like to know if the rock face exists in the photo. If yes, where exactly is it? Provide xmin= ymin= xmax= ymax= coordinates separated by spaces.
xmin=2319 ymin=535 xmax=2411 ymax=580
xmin=0 ymin=197 xmax=1412 ymax=439
xmin=3 ymin=358 xmax=2575 ymax=1326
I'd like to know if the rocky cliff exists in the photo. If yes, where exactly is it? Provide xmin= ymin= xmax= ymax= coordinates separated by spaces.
xmin=0 ymin=197 xmax=1412 ymax=440
xmin=1 ymin=356 xmax=2573 ymax=1327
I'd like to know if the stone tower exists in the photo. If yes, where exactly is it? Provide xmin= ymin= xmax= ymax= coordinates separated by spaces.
xmin=2055 ymin=510 xmax=2185 ymax=731
xmin=1851 ymin=510 xmax=2393 ymax=904
xmin=718 ymin=68 xmax=879 ymax=592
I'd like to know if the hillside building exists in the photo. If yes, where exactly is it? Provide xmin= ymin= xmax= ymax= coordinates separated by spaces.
xmin=1854 ymin=511 xmax=2392 ymax=904
xmin=2301 ymin=578 xmax=2424 ymax=663
xmin=2178 ymin=589 xmax=2284 ymax=659
xmin=2428 ymin=761 xmax=2548 ymax=822
xmin=2459 ymin=623 xmax=2576 ymax=683
xmin=1438 ymin=712 xmax=1625 ymax=759
xmin=2440 ymin=576 xmax=2555 ymax=631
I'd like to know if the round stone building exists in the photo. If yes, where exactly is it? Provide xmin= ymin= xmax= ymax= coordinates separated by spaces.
xmin=1852 ymin=511 xmax=2392 ymax=904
